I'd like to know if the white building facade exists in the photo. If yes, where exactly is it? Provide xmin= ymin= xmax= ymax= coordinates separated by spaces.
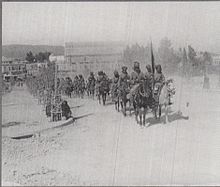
xmin=65 ymin=41 xmax=125 ymax=78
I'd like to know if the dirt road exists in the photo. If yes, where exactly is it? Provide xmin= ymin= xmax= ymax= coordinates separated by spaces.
xmin=2 ymin=77 xmax=220 ymax=186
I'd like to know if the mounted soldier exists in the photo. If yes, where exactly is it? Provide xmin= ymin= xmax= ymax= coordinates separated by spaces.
xmin=154 ymin=64 xmax=165 ymax=86
xmin=154 ymin=64 xmax=165 ymax=97
xmin=118 ymin=66 xmax=131 ymax=115
xmin=73 ymin=76 xmax=79 ymax=96
xmin=118 ymin=66 xmax=130 ymax=95
xmin=111 ymin=70 xmax=120 ymax=103
xmin=78 ymin=74 xmax=85 ymax=98
xmin=87 ymin=72 xmax=96 ymax=98
xmin=144 ymin=64 xmax=154 ymax=92
xmin=130 ymin=61 xmax=145 ymax=86
xmin=96 ymin=71 xmax=109 ymax=105
xmin=100 ymin=71 xmax=110 ymax=94
xmin=128 ymin=61 xmax=145 ymax=100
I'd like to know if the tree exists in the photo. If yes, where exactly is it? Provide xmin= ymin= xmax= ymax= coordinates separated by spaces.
xmin=158 ymin=37 xmax=181 ymax=73
xmin=35 ymin=52 xmax=51 ymax=62
xmin=25 ymin=51 xmax=35 ymax=63
xmin=122 ymin=43 xmax=151 ymax=70
xmin=188 ymin=45 xmax=197 ymax=65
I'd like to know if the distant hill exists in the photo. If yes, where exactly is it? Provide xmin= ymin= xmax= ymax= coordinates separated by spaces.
xmin=2 ymin=45 xmax=64 ymax=59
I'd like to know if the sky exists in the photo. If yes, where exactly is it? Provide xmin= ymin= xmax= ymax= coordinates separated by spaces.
xmin=2 ymin=2 xmax=220 ymax=53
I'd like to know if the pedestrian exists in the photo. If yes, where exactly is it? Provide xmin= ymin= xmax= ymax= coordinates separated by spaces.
xmin=61 ymin=100 xmax=72 ymax=120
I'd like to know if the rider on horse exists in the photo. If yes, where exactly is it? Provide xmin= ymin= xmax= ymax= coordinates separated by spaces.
xmin=154 ymin=64 xmax=165 ymax=94
xmin=154 ymin=64 xmax=165 ymax=86
xmin=78 ymin=74 xmax=85 ymax=97
xmin=154 ymin=64 xmax=169 ymax=103
xmin=88 ymin=72 xmax=96 ymax=95
xmin=118 ymin=66 xmax=130 ymax=96
xmin=130 ymin=61 xmax=145 ymax=87
xmin=144 ymin=64 xmax=154 ymax=91
xmin=111 ymin=70 xmax=120 ymax=102
xmin=129 ymin=61 xmax=145 ymax=98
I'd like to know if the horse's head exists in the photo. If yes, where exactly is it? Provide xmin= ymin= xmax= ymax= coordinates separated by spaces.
xmin=139 ymin=80 xmax=151 ymax=98
xmin=153 ymin=83 xmax=161 ymax=95
xmin=166 ymin=79 xmax=175 ymax=95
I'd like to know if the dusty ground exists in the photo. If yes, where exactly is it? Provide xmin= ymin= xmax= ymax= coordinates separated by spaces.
xmin=2 ymin=75 xmax=220 ymax=186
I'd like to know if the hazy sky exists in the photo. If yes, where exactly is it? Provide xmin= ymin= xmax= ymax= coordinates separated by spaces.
xmin=2 ymin=2 xmax=220 ymax=52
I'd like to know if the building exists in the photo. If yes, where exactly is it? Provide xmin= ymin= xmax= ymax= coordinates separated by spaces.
xmin=26 ymin=60 xmax=48 ymax=77
xmin=49 ymin=54 xmax=72 ymax=78
xmin=65 ymin=41 xmax=125 ymax=78
xmin=2 ymin=56 xmax=27 ymax=81
xmin=212 ymin=55 xmax=220 ymax=66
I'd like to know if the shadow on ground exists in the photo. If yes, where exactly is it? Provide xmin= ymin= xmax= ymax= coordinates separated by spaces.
xmin=146 ymin=111 xmax=189 ymax=127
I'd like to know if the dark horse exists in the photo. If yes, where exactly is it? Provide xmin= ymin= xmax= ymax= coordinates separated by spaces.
xmin=133 ymin=81 xmax=154 ymax=125
xmin=119 ymin=88 xmax=133 ymax=116
xmin=110 ymin=83 xmax=120 ymax=112
xmin=97 ymin=81 xmax=110 ymax=105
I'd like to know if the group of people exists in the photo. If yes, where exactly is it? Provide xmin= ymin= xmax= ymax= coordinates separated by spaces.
xmin=111 ymin=61 xmax=166 ymax=102
xmin=26 ymin=60 xmax=167 ymax=121
xmin=63 ymin=61 xmax=166 ymax=105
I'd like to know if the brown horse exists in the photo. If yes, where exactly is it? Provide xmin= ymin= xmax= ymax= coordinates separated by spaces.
xmin=132 ymin=81 xmax=153 ymax=126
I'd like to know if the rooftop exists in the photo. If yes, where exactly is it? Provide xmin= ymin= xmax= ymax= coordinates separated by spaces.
xmin=65 ymin=41 xmax=126 ymax=56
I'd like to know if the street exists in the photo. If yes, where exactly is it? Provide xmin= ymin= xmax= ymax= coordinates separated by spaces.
xmin=2 ymin=75 xmax=220 ymax=186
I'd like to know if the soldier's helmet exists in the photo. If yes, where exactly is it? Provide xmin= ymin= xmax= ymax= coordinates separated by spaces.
xmin=90 ymin=72 xmax=94 ymax=76
xmin=146 ymin=64 xmax=152 ymax=73
xmin=156 ymin=64 xmax=162 ymax=73
xmin=133 ymin=61 xmax=140 ymax=69
xmin=98 ymin=71 xmax=102 ymax=76
xmin=122 ymin=66 xmax=128 ymax=71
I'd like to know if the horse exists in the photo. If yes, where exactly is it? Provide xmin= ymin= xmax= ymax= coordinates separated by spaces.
xmin=119 ymin=88 xmax=133 ymax=116
xmin=96 ymin=78 xmax=110 ymax=105
xmin=132 ymin=81 xmax=153 ymax=125
xmin=110 ymin=82 xmax=120 ymax=112
xmin=97 ymin=86 xmax=109 ymax=105
xmin=154 ymin=79 xmax=176 ymax=123
xmin=88 ymin=81 xmax=96 ymax=99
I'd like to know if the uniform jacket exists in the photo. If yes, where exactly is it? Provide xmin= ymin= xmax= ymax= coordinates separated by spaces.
xmin=118 ymin=72 xmax=130 ymax=91
xmin=130 ymin=71 xmax=145 ymax=85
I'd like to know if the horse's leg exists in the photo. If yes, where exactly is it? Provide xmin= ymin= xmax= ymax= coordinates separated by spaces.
xmin=116 ymin=97 xmax=120 ymax=111
xmin=120 ymin=100 xmax=123 ymax=111
xmin=143 ymin=107 xmax=146 ymax=126
xmin=139 ymin=108 xmax=142 ymax=126
xmin=154 ymin=107 xmax=158 ymax=119
xmin=159 ymin=105 xmax=162 ymax=119
xmin=134 ymin=106 xmax=138 ymax=124
xmin=98 ymin=94 xmax=101 ymax=104
xmin=104 ymin=93 xmax=107 ymax=105
xmin=103 ymin=93 xmax=106 ymax=105
xmin=121 ymin=99 xmax=126 ymax=116
xmin=92 ymin=91 xmax=94 ymax=100
xmin=129 ymin=100 xmax=132 ymax=116
xmin=164 ymin=105 xmax=168 ymax=124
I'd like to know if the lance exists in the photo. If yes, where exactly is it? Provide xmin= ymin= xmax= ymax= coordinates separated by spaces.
xmin=150 ymin=40 xmax=155 ymax=89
